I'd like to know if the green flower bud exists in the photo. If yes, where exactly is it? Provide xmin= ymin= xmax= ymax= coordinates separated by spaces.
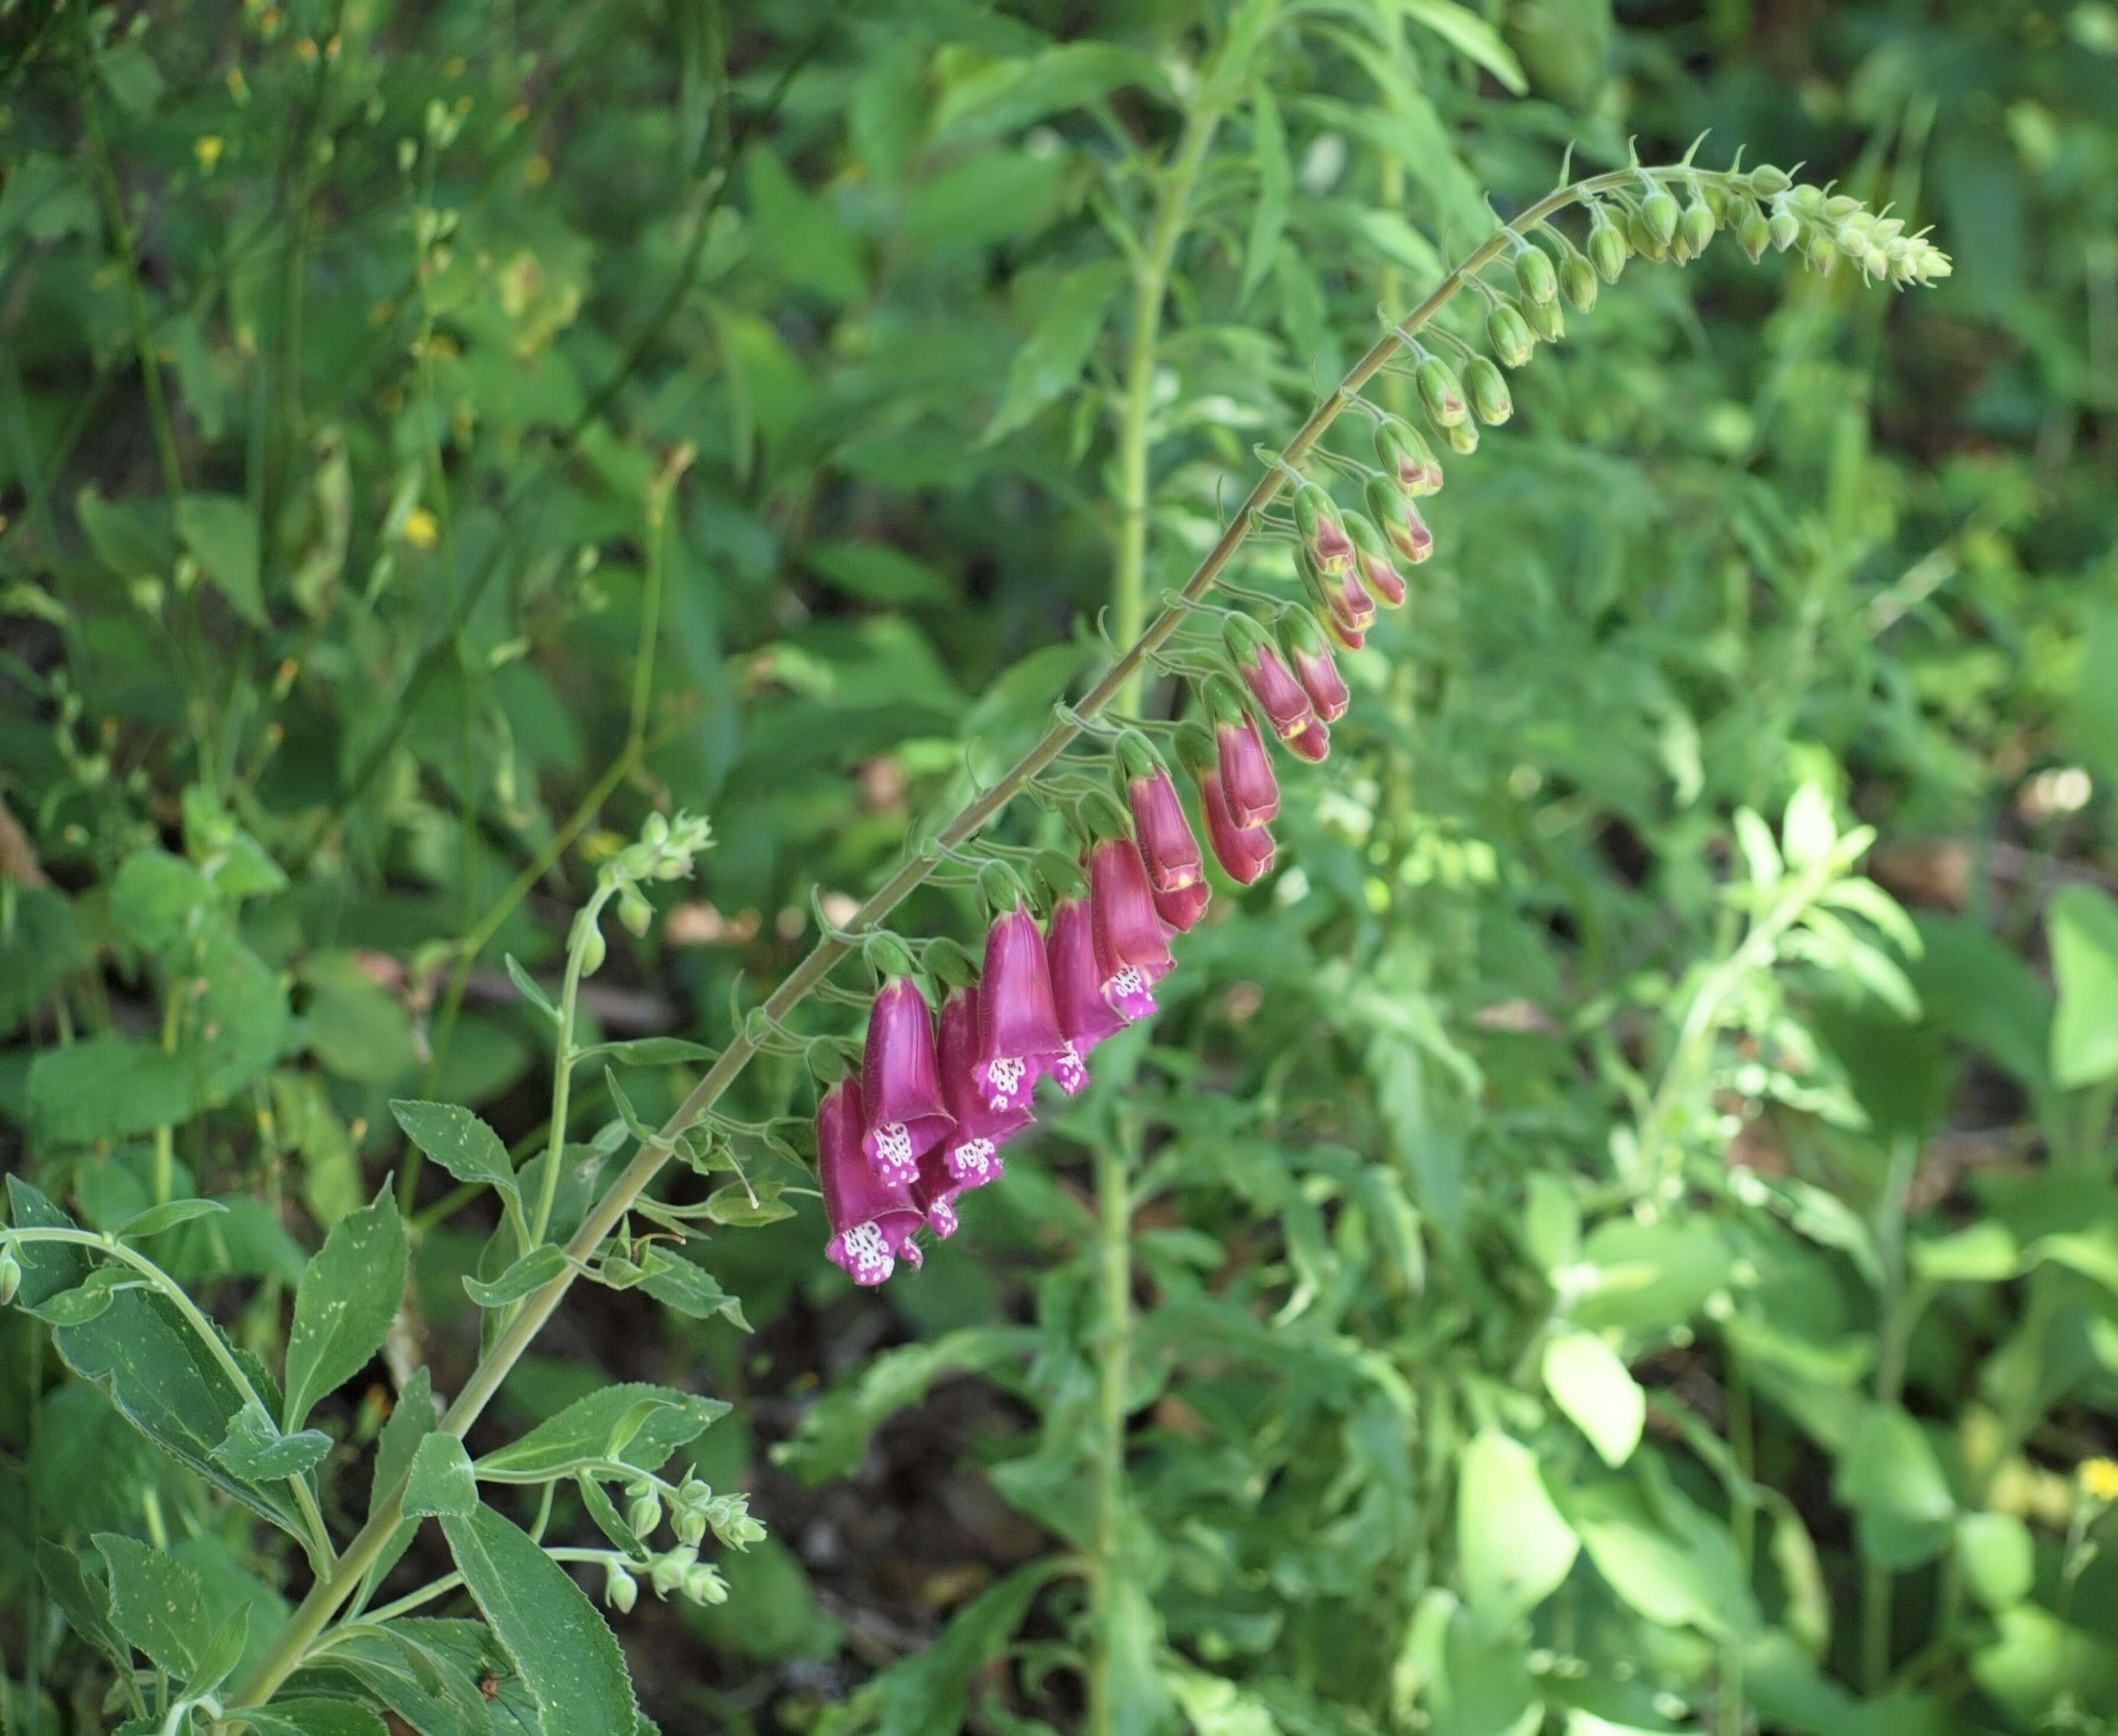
xmin=1443 ymin=418 xmax=1479 ymax=456
xmin=1679 ymin=197 xmax=1714 ymax=258
xmin=1768 ymin=208 xmax=1800 ymax=253
xmin=1703 ymin=182 xmax=1733 ymax=226
xmin=1625 ymin=205 xmax=1668 ymax=263
xmin=649 ymin=1544 xmax=696 ymax=1599
xmin=1486 ymin=300 xmax=1534 ymax=368
xmin=1588 ymin=217 xmax=1627 ymax=285
xmin=1737 ymin=207 xmax=1771 ymax=263
xmin=923 ymin=937 xmax=977 ymax=991
xmin=1822 ymin=194 xmax=1861 ymax=221
xmin=1641 ymin=185 xmax=1680 ymax=246
xmin=617 ymin=886 xmax=654 ymax=938
xmin=1462 ymin=356 xmax=1512 ymax=426
xmin=0 ymin=1249 xmax=19 ymax=1307
xmin=606 ymin=1561 xmax=639 ymax=1615
xmin=642 ymin=810 xmax=670 ymax=846
xmin=674 ymin=1504 xmax=707 ymax=1548
xmin=862 ymin=933 xmax=918 ymax=981
xmin=578 ymin=924 xmax=607 ymax=977
xmin=627 ymin=1482 xmax=664 ymax=1539
xmin=1414 ymin=357 xmax=1467 ymax=429
xmin=1748 ymin=164 xmax=1791 ymax=198
xmin=1375 ymin=418 xmax=1442 ymax=495
xmin=1559 ymin=255 xmax=1598 ymax=313
xmin=1788 ymin=182 xmax=1825 ymax=212
xmin=1521 ymin=294 xmax=1564 ymax=344
xmin=1514 ymin=245 xmax=1557 ymax=306
xmin=683 ymin=1564 xmax=730 ymax=1606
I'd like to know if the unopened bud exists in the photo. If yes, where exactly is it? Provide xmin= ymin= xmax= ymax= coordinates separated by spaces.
xmin=1559 ymin=255 xmax=1598 ymax=313
xmin=674 ymin=1505 xmax=707 ymax=1548
xmin=1679 ymin=197 xmax=1715 ymax=258
xmin=578 ymin=924 xmax=607 ymax=977
xmin=1292 ymin=484 xmax=1353 ymax=571
xmin=649 ymin=1544 xmax=697 ymax=1599
xmin=0 ymin=1249 xmax=18 ymax=1307
xmin=1588 ymin=218 xmax=1627 ymax=285
xmin=617 ymin=887 xmax=654 ymax=938
xmin=606 ymin=1561 xmax=639 ymax=1614
xmin=1748 ymin=164 xmax=1791 ymax=198
xmin=1626 ymin=205 xmax=1668 ymax=263
xmin=1768 ymin=208 xmax=1800 ymax=252
xmin=1486 ymin=301 xmax=1534 ymax=368
xmin=1641 ymin=185 xmax=1679 ymax=246
xmin=626 ymin=1483 xmax=663 ymax=1538
xmin=1521 ymin=295 xmax=1564 ymax=344
xmin=683 ymin=1564 xmax=729 ymax=1606
xmin=1375 ymin=418 xmax=1441 ymax=495
xmin=862 ymin=933 xmax=918 ymax=981
xmin=1703 ymin=182 xmax=1733 ymax=226
xmin=1514 ymin=245 xmax=1557 ymax=306
xmin=1462 ymin=356 xmax=1512 ymax=426
xmin=1823 ymin=194 xmax=1861 ymax=221
xmin=1414 ymin=357 xmax=1467 ymax=429
xmin=1443 ymin=419 xmax=1479 ymax=456
xmin=1737 ymin=207 xmax=1771 ymax=262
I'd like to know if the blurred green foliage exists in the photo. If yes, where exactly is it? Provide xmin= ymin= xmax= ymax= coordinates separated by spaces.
xmin=4 ymin=1 xmax=2118 ymax=1734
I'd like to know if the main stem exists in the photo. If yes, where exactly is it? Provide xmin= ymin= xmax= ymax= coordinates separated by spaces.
xmin=234 ymin=165 xmax=1671 ymax=1711
xmin=1086 ymin=1135 xmax=1135 ymax=1736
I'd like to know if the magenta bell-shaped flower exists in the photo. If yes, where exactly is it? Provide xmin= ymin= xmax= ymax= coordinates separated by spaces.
xmin=912 ymin=1144 xmax=966 ymax=1240
xmin=1127 ymin=765 xmax=1204 ymax=894
xmin=1202 ymin=769 xmax=1276 ymax=884
xmin=820 ymin=1074 xmax=924 ymax=1286
xmin=1216 ymin=710 xmax=1279 ymax=829
xmin=939 ymin=983 xmax=1030 ymax=1187
xmin=861 ymin=976 xmax=954 ymax=1189
xmin=975 ymin=906 xmax=1067 ymax=1113
xmin=1090 ymin=836 xmax=1174 ymax=1022
xmin=1284 ymin=717 xmax=1331 ymax=763
xmin=1227 ymin=616 xmax=1319 ymax=745
xmin=1282 ymin=617 xmax=1349 ymax=724
xmin=1153 ymin=878 xmax=1212 ymax=933
xmin=1047 ymin=894 xmax=1129 ymax=1092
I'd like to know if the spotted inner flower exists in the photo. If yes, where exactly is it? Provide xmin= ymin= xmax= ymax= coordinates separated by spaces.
xmin=974 ymin=906 xmax=1067 ymax=1112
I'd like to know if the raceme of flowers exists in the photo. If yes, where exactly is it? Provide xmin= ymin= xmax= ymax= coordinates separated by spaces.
xmin=815 ymin=159 xmax=1952 ymax=1284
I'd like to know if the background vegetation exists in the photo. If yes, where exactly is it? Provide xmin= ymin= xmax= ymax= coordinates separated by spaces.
xmin=4 ymin=1 xmax=2118 ymax=1733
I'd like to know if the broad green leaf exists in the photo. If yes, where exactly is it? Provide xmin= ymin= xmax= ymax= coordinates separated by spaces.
xmin=441 ymin=1505 xmax=640 ymax=1736
xmin=284 ymin=1190 xmax=408 ymax=1429
xmin=181 ymin=785 xmax=288 ymax=901
xmin=1575 ymin=1514 xmax=1736 ymax=1638
xmin=403 ymin=1432 xmax=479 ymax=1518
xmin=75 ymin=484 xmax=173 ymax=579
xmin=2049 ymin=884 xmax=2118 ymax=1088
xmin=1781 ymin=781 xmax=1836 ymax=869
xmin=1166 ymin=1667 xmax=1279 ymax=1736
xmin=303 ymin=952 xmax=419 ymax=1086
xmin=747 ymin=147 xmax=865 ymax=304
xmin=983 ymin=260 xmax=1125 ymax=443
xmin=0 ymin=884 xmax=89 ymax=1036
xmin=1387 ymin=0 xmax=1528 ymax=92
xmin=374 ymin=1367 xmax=438 ymax=1508
xmin=118 ymin=1197 xmax=230 ymax=1239
xmin=931 ymin=41 xmax=1170 ymax=141
xmin=38 ymin=1541 xmax=134 ymax=1679
xmin=1957 ymin=1510 xmax=2034 ymax=1612
xmin=775 ymin=1328 xmax=1037 ymax=1484
xmin=396 ymin=1620 xmax=541 ymax=1736
xmin=25 ymin=1265 xmax=130 ymax=1326
xmin=1833 ymin=1403 xmax=1955 ymax=1569
xmin=211 ymin=1399 xmax=332 ymax=1480
xmin=27 ymin=1035 xmax=197 ymax=1144
xmin=476 ymin=1381 xmax=730 ymax=1481
xmin=390 ymin=1100 xmax=519 ymax=1204
xmin=903 ymin=151 xmax=1064 ymax=251
xmin=192 ymin=1602 xmax=252 ymax=1694
xmin=634 ymin=1246 xmax=749 ymax=1329
xmin=1456 ymin=1429 xmax=1577 ymax=1631
xmin=1571 ymin=1216 xmax=1731 ymax=1333
xmin=1911 ymin=1220 xmax=2020 ymax=1283
xmin=237 ymin=1700 xmax=391 ymax=1736
xmin=463 ymin=1242 xmax=569 ymax=1308
xmin=1911 ymin=913 xmax=2052 ymax=1093
xmin=96 ymin=1532 xmax=210 ymax=1679
xmin=287 ymin=1626 xmax=494 ymax=1736
xmin=842 ymin=1559 xmax=1066 ymax=1736
xmin=178 ymin=493 xmax=263 ymax=624
xmin=1541 ymin=1329 xmax=1644 ymax=1467
xmin=1522 ymin=1172 xmax=1580 ymax=1273
xmin=111 ymin=849 xmax=213 ymax=949
xmin=1971 ymin=1605 xmax=2118 ymax=1728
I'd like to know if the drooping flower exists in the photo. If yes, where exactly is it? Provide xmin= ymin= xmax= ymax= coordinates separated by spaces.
xmin=1047 ymin=893 xmax=1128 ymax=1092
xmin=1284 ymin=719 xmax=1331 ymax=764
xmin=1280 ymin=612 xmax=1349 ymax=723
xmin=1179 ymin=723 xmax=1275 ymax=885
xmin=1118 ymin=732 xmax=1203 ymax=894
xmin=861 ymin=976 xmax=954 ymax=1187
xmin=1206 ymin=680 xmax=1278 ymax=828
xmin=1375 ymin=417 xmax=1443 ymax=497
xmin=938 ymin=982 xmax=1030 ymax=1188
xmin=1225 ymin=614 xmax=1318 ymax=744
xmin=1293 ymin=483 xmax=1354 ymax=573
xmin=1350 ymin=493 xmax=1417 ymax=594
xmin=1153 ymin=878 xmax=1212 ymax=932
xmin=912 ymin=1143 xmax=967 ymax=1240
xmin=974 ymin=901 xmax=1067 ymax=1114
xmin=1090 ymin=836 xmax=1174 ymax=1021
xmin=1298 ymin=546 xmax=1375 ymax=648
xmin=820 ymin=1073 xmax=924 ymax=1287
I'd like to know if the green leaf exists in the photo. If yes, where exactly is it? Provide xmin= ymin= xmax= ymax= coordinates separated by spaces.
xmin=475 ymin=1381 xmax=730 ymax=1482
xmin=1456 ymin=1429 xmax=1578 ymax=1631
xmin=96 ymin=1532 xmax=210 ymax=1679
xmin=1522 ymin=1173 xmax=1581 ymax=1273
xmin=192 ymin=1602 xmax=252 ymax=1694
xmin=2049 ymin=884 xmax=2118 ymax=1088
xmin=802 ymin=543 xmax=952 ymax=608
xmin=403 ymin=1432 xmax=479 ymax=1518
xmin=211 ymin=1399 xmax=333 ymax=1480
xmin=288 ymin=1627 xmax=494 ymax=1736
xmin=503 ymin=955 xmax=559 ymax=1025
xmin=701 ymin=1181 xmax=795 ymax=1227
xmin=1239 ymin=86 xmax=1289 ymax=306
xmin=27 ymin=1035 xmax=197 ymax=1145
xmin=178 ymin=493 xmax=263 ymax=624
xmin=37 ymin=1540 xmax=135 ymax=1679
xmin=236 ymin=1699 xmax=391 ymax=1736
xmin=1957 ymin=1510 xmax=2035 ymax=1612
xmin=746 ymin=147 xmax=865 ymax=304
xmin=0 ymin=885 xmax=90 ymax=1036
xmin=284 ymin=1189 xmax=408 ymax=1429
xmin=1386 ymin=0 xmax=1529 ymax=92
xmin=844 ymin=1559 xmax=1066 ymax=1736
xmin=111 ymin=849 xmax=214 ymax=949
xmin=463 ymin=1242 xmax=569 ymax=1308
xmin=1833 ymin=1403 xmax=1956 ymax=1569
xmin=441 ymin=1505 xmax=640 ymax=1736
xmin=25 ymin=1265 xmax=131 ymax=1326
xmin=931 ymin=42 xmax=1170 ymax=142
xmin=117 ymin=1197 xmax=230 ymax=1240
xmin=634 ymin=1247 xmax=749 ymax=1329
xmin=1911 ymin=1220 xmax=2021 ymax=1283
xmin=983 ymin=260 xmax=1125 ymax=443
xmin=389 ymin=1100 xmax=520 ymax=1206
xmin=1781 ymin=780 xmax=1837 ymax=869
xmin=1541 ymin=1329 xmax=1645 ymax=1467
xmin=570 ymin=1036 xmax=723 ymax=1070
xmin=374 ymin=1367 xmax=438 ymax=1508
xmin=75 ymin=484 xmax=174 ymax=579
xmin=775 ymin=1328 xmax=1037 ymax=1484
xmin=302 ymin=952 xmax=420 ymax=1087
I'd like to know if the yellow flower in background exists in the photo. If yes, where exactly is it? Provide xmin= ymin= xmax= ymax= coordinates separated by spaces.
xmin=2080 ymin=1458 xmax=2118 ymax=1502
xmin=194 ymin=136 xmax=225 ymax=172
xmin=401 ymin=507 xmax=439 ymax=549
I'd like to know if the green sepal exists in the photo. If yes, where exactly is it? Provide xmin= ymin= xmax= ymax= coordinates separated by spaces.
xmin=923 ymin=938 xmax=978 ymax=993
xmin=861 ymin=933 xmax=918 ymax=983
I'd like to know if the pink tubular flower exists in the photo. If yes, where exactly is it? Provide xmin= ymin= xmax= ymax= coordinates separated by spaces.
xmin=975 ymin=906 xmax=1067 ymax=1113
xmin=820 ymin=1074 xmax=924 ymax=1286
xmin=1326 ymin=563 xmax=1378 ymax=640
xmin=1215 ymin=708 xmax=1279 ymax=829
xmin=1225 ymin=616 xmax=1318 ymax=744
xmin=1282 ymin=616 xmax=1349 ymax=722
xmin=861 ymin=977 xmax=955 ymax=1187
xmin=1200 ymin=772 xmax=1275 ymax=884
xmin=912 ymin=1144 xmax=966 ymax=1240
xmin=1362 ymin=477 xmax=1431 ymax=576
xmin=1121 ymin=745 xmax=1204 ymax=894
xmin=1090 ymin=837 xmax=1174 ymax=1021
xmin=1046 ymin=894 xmax=1128 ymax=1092
xmin=938 ymin=983 xmax=1030 ymax=1187
xmin=1153 ymin=878 xmax=1212 ymax=933
xmin=1294 ymin=484 xmax=1354 ymax=573
xmin=1285 ymin=718 xmax=1331 ymax=763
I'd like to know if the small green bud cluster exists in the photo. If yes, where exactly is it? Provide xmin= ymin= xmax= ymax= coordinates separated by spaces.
xmin=578 ymin=808 xmax=714 ymax=972
xmin=0 ymin=1247 xmax=20 ymax=1307
xmin=668 ymin=1469 xmax=766 ymax=1550
xmin=648 ymin=1542 xmax=730 ymax=1606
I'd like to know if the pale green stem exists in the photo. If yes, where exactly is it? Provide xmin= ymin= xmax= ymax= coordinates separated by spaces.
xmin=1087 ymin=1132 xmax=1136 ymax=1736
xmin=529 ymin=883 xmax=617 ymax=1251
xmin=231 ymin=164 xmax=1757 ymax=1711
xmin=2 ymin=1228 xmax=336 ymax=1572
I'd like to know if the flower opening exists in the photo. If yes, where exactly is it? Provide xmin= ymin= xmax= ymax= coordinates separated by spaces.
xmin=820 ymin=1072 xmax=924 ymax=1286
xmin=974 ymin=906 xmax=1067 ymax=1112
xmin=860 ymin=976 xmax=955 ymax=1187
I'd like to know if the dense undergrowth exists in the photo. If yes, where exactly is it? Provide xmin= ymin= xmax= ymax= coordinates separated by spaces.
xmin=4 ymin=2 xmax=2118 ymax=1734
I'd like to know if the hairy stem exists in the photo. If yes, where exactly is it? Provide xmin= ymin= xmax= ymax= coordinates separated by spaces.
xmin=233 ymin=163 xmax=1720 ymax=1709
